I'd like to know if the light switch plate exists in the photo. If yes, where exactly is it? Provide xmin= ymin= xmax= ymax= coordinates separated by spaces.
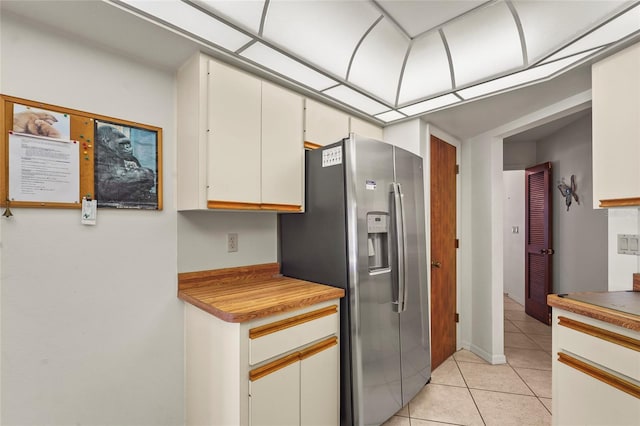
xmin=617 ymin=234 xmax=640 ymax=255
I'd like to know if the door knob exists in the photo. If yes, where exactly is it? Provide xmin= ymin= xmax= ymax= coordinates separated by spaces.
xmin=431 ymin=260 xmax=441 ymax=268
xmin=538 ymin=248 xmax=555 ymax=255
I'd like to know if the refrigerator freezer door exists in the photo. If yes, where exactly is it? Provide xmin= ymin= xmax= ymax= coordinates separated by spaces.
xmin=345 ymin=135 xmax=402 ymax=426
xmin=394 ymin=147 xmax=431 ymax=405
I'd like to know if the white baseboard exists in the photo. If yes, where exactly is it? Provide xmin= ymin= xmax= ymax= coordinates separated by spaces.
xmin=469 ymin=343 xmax=507 ymax=365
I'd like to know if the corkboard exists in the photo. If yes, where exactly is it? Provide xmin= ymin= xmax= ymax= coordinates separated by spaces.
xmin=0 ymin=94 xmax=163 ymax=210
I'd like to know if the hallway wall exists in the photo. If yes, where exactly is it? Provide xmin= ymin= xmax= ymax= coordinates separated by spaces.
xmin=536 ymin=113 xmax=608 ymax=293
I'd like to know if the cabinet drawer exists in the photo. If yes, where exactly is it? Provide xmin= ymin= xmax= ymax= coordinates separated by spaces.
xmin=249 ymin=305 xmax=338 ymax=365
xmin=556 ymin=315 xmax=640 ymax=381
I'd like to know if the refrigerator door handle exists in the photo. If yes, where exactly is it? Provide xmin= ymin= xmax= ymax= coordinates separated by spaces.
xmin=392 ymin=182 xmax=408 ymax=313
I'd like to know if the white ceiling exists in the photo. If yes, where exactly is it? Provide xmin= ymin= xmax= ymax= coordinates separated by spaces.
xmin=1 ymin=0 xmax=638 ymax=140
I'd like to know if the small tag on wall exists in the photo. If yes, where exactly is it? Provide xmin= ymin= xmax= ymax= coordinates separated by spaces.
xmin=82 ymin=197 xmax=97 ymax=225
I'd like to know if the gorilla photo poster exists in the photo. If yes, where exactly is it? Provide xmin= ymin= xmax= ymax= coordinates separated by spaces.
xmin=94 ymin=120 xmax=158 ymax=209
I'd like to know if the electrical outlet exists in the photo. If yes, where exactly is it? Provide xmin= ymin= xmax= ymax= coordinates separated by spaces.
xmin=227 ymin=233 xmax=238 ymax=252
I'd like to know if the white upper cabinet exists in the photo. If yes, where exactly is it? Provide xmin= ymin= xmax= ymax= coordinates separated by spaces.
xmin=177 ymin=53 xmax=303 ymax=211
xmin=304 ymin=98 xmax=350 ymax=147
xmin=261 ymin=81 xmax=304 ymax=209
xmin=350 ymin=116 xmax=383 ymax=141
xmin=207 ymin=59 xmax=262 ymax=205
xmin=592 ymin=42 xmax=640 ymax=208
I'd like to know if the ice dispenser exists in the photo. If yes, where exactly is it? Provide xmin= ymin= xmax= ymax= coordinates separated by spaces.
xmin=367 ymin=212 xmax=390 ymax=273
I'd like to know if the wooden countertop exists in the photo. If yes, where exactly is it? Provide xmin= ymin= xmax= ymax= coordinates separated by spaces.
xmin=178 ymin=263 xmax=345 ymax=323
xmin=548 ymin=291 xmax=640 ymax=332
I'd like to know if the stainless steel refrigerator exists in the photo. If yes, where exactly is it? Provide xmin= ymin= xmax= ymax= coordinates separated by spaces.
xmin=279 ymin=134 xmax=431 ymax=426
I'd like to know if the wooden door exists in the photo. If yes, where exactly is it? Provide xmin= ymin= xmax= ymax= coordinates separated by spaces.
xmin=430 ymin=135 xmax=457 ymax=370
xmin=525 ymin=162 xmax=553 ymax=325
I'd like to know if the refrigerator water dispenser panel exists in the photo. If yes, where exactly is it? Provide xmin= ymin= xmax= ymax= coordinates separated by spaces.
xmin=367 ymin=212 xmax=390 ymax=273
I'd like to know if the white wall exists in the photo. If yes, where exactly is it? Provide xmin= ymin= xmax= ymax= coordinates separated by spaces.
xmin=607 ymin=208 xmax=640 ymax=290
xmin=503 ymin=171 xmax=525 ymax=305
xmin=177 ymin=211 xmax=277 ymax=272
xmin=536 ymin=114 xmax=608 ymax=294
xmin=1 ymin=13 xmax=183 ymax=425
xmin=503 ymin=140 xmax=537 ymax=170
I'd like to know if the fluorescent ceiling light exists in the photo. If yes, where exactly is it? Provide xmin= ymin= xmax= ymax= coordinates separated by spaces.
xmin=323 ymin=85 xmax=390 ymax=116
xmin=542 ymin=4 xmax=640 ymax=64
xmin=349 ymin=17 xmax=409 ymax=104
xmin=118 ymin=0 xmax=251 ymax=51
xmin=398 ymin=31 xmax=452 ymax=105
xmin=192 ymin=0 xmax=265 ymax=35
xmin=398 ymin=93 xmax=459 ymax=116
xmin=444 ymin=1 xmax=523 ymax=87
xmin=375 ymin=110 xmax=406 ymax=123
xmin=514 ymin=0 xmax=625 ymax=64
xmin=458 ymin=48 xmax=601 ymax=100
xmin=263 ymin=1 xmax=379 ymax=78
xmin=241 ymin=42 xmax=337 ymax=91
xmin=377 ymin=0 xmax=485 ymax=38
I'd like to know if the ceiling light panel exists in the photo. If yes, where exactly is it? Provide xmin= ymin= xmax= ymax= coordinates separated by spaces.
xmin=513 ymin=0 xmax=631 ymax=64
xmin=398 ymin=93 xmax=460 ymax=116
xmin=377 ymin=0 xmax=487 ymax=38
xmin=240 ymin=42 xmax=337 ymax=91
xmin=118 ymin=0 xmax=251 ymax=51
xmin=323 ymin=85 xmax=390 ymax=115
xmin=262 ymin=1 xmax=380 ymax=78
xmin=542 ymin=3 xmax=640 ymax=63
xmin=443 ymin=1 xmax=523 ymax=87
xmin=192 ymin=0 xmax=265 ymax=34
xmin=457 ymin=48 xmax=601 ymax=100
xmin=375 ymin=110 xmax=406 ymax=123
xmin=398 ymin=31 xmax=452 ymax=105
xmin=348 ymin=17 xmax=409 ymax=104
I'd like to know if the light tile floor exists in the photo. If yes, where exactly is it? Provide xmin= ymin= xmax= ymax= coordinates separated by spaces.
xmin=383 ymin=295 xmax=552 ymax=426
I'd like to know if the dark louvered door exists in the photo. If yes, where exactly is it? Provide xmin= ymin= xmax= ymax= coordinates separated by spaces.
xmin=525 ymin=162 xmax=553 ymax=325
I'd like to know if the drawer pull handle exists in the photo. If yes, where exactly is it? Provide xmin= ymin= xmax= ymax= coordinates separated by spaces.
xmin=250 ymin=337 xmax=338 ymax=381
xmin=558 ymin=352 xmax=640 ymax=399
xmin=249 ymin=305 xmax=337 ymax=339
xmin=558 ymin=316 xmax=640 ymax=352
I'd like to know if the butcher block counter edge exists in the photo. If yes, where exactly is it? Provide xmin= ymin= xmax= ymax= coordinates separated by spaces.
xmin=547 ymin=293 xmax=640 ymax=332
xmin=178 ymin=263 xmax=345 ymax=323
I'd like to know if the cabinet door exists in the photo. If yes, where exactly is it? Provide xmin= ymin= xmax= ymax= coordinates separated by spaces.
xmin=300 ymin=341 xmax=339 ymax=426
xmin=249 ymin=355 xmax=300 ymax=426
xmin=207 ymin=59 xmax=262 ymax=205
xmin=304 ymin=98 xmax=349 ymax=146
xmin=261 ymin=81 xmax=303 ymax=208
xmin=592 ymin=43 xmax=640 ymax=207
xmin=350 ymin=116 xmax=383 ymax=141
xmin=555 ymin=359 xmax=640 ymax=425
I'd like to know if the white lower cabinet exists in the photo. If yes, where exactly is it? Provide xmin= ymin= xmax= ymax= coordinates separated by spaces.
xmin=300 ymin=342 xmax=339 ymax=426
xmin=552 ymin=309 xmax=640 ymax=425
xmin=250 ymin=358 xmax=300 ymax=426
xmin=185 ymin=300 xmax=340 ymax=426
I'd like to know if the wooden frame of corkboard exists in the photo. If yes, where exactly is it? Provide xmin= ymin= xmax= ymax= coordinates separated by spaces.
xmin=0 ymin=94 xmax=163 ymax=210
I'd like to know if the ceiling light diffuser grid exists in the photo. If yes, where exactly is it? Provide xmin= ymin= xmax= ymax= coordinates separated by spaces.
xmin=348 ymin=17 xmax=410 ymax=104
xmin=398 ymin=31 xmax=453 ymax=105
xmin=398 ymin=93 xmax=460 ymax=116
xmin=457 ymin=48 xmax=602 ymax=100
xmin=192 ymin=0 xmax=265 ymax=35
xmin=118 ymin=0 xmax=251 ymax=51
xmin=323 ymin=85 xmax=390 ymax=116
xmin=444 ymin=1 xmax=524 ymax=87
xmin=262 ymin=1 xmax=380 ymax=78
xmin=514 ymin=0 xmax=626 ymax=64
xmin=541 ymin=3 xmax=640 ymax=64
xmin=241 ymin=42 xmax=337 ymax=91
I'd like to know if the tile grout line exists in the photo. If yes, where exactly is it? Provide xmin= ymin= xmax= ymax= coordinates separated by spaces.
xmin=452 ymin=354 xmax=488 ymax=426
